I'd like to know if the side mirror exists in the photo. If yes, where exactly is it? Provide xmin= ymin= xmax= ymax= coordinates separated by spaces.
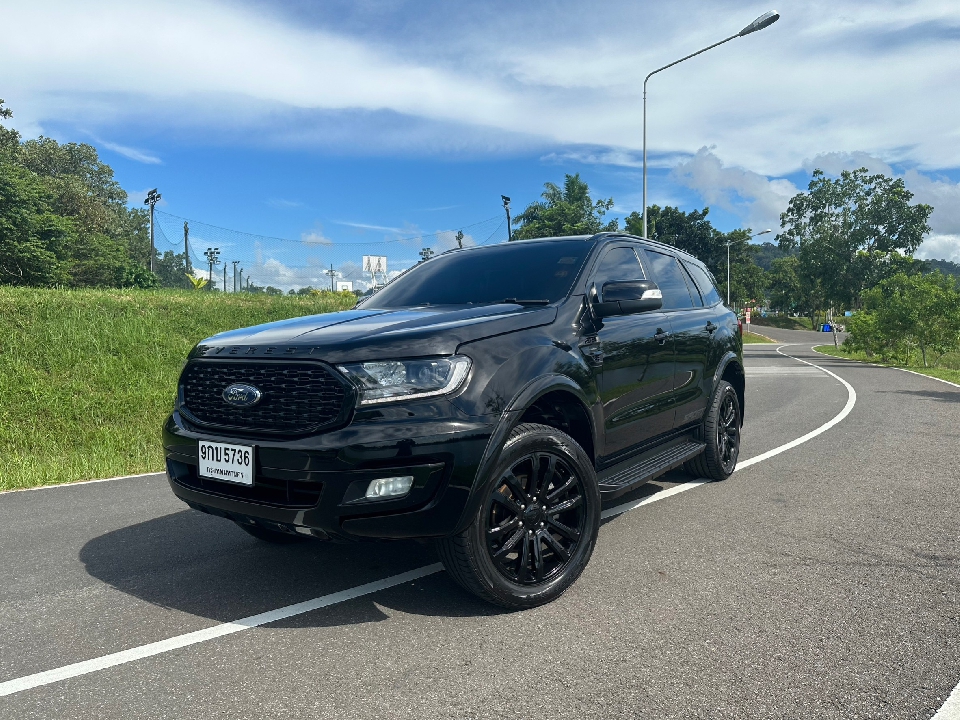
xmin=595 ymin=280 xmax=662 ymax=317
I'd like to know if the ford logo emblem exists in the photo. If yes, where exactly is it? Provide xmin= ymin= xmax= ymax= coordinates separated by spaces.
xmin=222 ymin=383 xmax=262 ymax=407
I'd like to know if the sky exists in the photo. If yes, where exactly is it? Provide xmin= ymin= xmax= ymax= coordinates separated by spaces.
xmin=3 ymin=0 xmax=960 ymax=289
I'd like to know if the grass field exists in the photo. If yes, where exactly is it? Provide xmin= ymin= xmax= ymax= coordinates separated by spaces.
xmin=814 ymin=345 xmax=960 ymax=385
xmin=748 ymin=315 xmax=815 ymax=330
xmin=0 ymin=288 xmax=357 ymax=491
xmin=743 ymin=331 xmax=776 ymax=343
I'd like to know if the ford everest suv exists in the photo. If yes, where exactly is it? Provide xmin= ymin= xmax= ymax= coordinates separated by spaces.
xmin=164 ymin=233 xmax=745 ymax=608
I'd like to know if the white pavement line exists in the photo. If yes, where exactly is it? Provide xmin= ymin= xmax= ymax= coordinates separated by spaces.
xmin=735 ymin=346 xmax=857 ymax=472
xmin=932 ymin=683 xmax=960 ymax=720
xmin=602 ymin=346 xmax=857 ymax=519
xmin=811 ymin=346 xmax=960 ymax=390
xmin=0 ymin=564 xmax=443 ymax=698
xmin=0 ymin=471 xmax=164 ymax=496
xmin=0 ymin=346 xmax=861 ymax=698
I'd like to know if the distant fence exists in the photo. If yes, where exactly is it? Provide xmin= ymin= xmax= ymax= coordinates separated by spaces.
xmin=153 ymin=210 xmax=508 ymax=293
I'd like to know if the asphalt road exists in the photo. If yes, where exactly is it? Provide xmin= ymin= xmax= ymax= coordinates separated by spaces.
xmin=1 ymin=329 xmax=958 ymax=719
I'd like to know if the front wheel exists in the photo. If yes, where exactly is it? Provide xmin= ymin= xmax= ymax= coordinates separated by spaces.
xmin=437 ymin=423 xmax=600 ymax=609
xmin=685 ymin=379 xmax=741 ymax=481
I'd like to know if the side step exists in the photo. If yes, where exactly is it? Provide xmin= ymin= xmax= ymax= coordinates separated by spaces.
xmin=598 ymin=440 xmax=705 ymax=500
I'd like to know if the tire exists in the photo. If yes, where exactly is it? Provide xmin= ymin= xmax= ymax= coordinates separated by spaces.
xmin=437 ymin=423 xmax=600 ymax=609
xmin=236 ymin=522 xmax=308 ymax=544
xmin=685 ymin=379 xmax=741 ymax=481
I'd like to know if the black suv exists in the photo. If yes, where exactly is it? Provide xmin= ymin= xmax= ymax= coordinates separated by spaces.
xmin=164 ymin=233 xmax=744 ymax=608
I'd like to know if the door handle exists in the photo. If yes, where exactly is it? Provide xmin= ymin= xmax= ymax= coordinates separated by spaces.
xmin=706 ymin=321 xmax=717 ymax=333
xmin=654 ymin=329 xmax=670 ymax=344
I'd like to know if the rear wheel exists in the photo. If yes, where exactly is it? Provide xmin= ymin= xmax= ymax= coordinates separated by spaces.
xmin=437 ymin=423 xmax=600 ymax=609
xmin=685 ymin=379 xmax=741 ymax=481
xmin=235 ymin=522 xmax=308 ymax=544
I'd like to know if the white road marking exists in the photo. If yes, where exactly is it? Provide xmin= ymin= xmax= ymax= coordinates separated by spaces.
xmin=0 ymin=345 xmax=860 ymax=699
xmin=0 ymin=564 xmax=443 ymax=697
xmin=932 ymin=683 xmax=960 ymax=719
xmin=603 ymin=345 xmax=856 ymax=514
xmin=811 ymin=346 xmax=960 ymax=390
xmin=0 ymin=471 xmax=164 ymax=496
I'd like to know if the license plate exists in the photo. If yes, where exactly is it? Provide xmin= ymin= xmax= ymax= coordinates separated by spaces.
xmin=198 ymin=441 xmax=254 ymax=485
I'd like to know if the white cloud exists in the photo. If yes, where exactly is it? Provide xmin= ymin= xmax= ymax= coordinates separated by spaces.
xmin=300 ymin=226 xmax=333 ymax=246
xmin=267 ymin=198 xmax=302 ymax=209
xmin=4 ymin=0 xmax=960 ymax=175
xmin=916 ymin=234 xmax=960 ymax=264
xmin=671 ymin=148 xmax=798 ymax=232
xmin=96 ymin=139 xmax=161 ymax=164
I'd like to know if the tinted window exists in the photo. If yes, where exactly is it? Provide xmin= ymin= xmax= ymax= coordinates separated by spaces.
xmin=594 ymin=247 xmax=645 ymax=282
xmin=643 ymin=250 xmax=694 ymax=309
xmin=364 ymin=240 xmax=591 ymax=308
xmin=681 ymin=264 xmax=704 ymax=307
xmin=683 ymin=261 xmax=722 ymax=306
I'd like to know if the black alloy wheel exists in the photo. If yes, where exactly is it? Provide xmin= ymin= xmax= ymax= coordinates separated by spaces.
xmin=716 ymin=390 xmax=740 ymax=474
xmin=684 ymin=379 xmax=741 ymax=481
xmin=485 ymin=451 xmax=586 ymax=585
xmin=437 ymin=423 xmax=600 ymax=609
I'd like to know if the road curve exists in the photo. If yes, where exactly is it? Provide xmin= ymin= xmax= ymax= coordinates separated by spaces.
xmin=0 ymin=330 xmax=957 ymax=719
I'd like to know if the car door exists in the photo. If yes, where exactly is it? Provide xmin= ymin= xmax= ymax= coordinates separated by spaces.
xmin=584 ymin=245 xmax=675 ymax=461
xmin=640 ymin=249 xmax=710 ymax=429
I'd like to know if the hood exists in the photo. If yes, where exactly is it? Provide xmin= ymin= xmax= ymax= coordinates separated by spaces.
xmin=190 ymin=303 xmax=558 ymax=363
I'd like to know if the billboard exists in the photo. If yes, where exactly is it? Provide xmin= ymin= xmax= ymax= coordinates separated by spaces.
xmin=336 ymin=281 xmax=353 ymax=292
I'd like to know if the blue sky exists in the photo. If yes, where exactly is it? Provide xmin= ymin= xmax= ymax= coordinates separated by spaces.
xmin=4 ymin=0 xmax=960 ymax=288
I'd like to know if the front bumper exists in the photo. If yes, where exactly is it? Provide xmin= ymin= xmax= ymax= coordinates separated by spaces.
xmin=163 ymin=403 xmax=496 ymax=541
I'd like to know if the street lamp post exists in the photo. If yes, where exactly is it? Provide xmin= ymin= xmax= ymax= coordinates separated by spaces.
xmin=501 ymin=196 xmax=512 ymax=241
xmin=143 ymin=189 xmax=161 ymax=273
xmin=727 ymin=228 xmax=771 ymax=307
xmin=642 ymin=11 xmax=780 ymax=238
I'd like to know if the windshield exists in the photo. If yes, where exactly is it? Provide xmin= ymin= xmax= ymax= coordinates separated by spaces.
xmin=363 ymin=240 xmax=592 ymax=308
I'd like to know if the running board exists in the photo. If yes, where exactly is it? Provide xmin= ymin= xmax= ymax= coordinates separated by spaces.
xmin=598 ymin=440 xmax=705 ymax=500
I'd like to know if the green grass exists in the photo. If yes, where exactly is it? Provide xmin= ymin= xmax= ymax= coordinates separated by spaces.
xmin=743 ymin=331 xmax=776 ymax=343
xmin=0 ymin=288 xmax=357 ymax=491
xmin=813 ymin=345 xmax=960 ymax=385
xmin=748 ymin=315 xmax=815 ymax=330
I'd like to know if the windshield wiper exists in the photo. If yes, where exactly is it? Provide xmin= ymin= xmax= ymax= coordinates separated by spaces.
xmin=501 ymin=298 xmax=550 ymax=305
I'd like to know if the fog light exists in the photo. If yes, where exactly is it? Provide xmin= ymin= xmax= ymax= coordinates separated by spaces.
xmin=365 ymin=476 xmax=414 ymax=499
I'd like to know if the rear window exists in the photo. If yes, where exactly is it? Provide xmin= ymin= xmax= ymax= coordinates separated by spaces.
xmin=682 ymin=261 xmax=722 ymax=306
xmin=364 ymin=240 xmax=592 ymax=308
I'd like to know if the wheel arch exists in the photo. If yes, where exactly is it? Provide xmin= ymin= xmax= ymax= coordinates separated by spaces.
xmin=452 ymin=375 xmax=598 ymax=535
xmin=713 ymin=352 xmax=745 ymax=425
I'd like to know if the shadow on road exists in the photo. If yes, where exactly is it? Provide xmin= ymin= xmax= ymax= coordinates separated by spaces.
xmin=79 ymin=475 xmax=687 ymax=627
xmin=79 ymin=509 xmax=504 ymax=627
xmin=880 ymin=388 xmax=960 ymax=404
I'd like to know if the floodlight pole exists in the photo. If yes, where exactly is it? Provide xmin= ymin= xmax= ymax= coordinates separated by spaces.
xmin=326 ymin=264 xmax=336 ymax=292
xmin=232 ymin=260 xmax=239 ymax=292
xmin=642 ymin=11 xmax=780 ymax=239
xmin=239 ymin=268 xmax=243 ymax=291
xmin=183 ymin=222 xmax=191 ymax=274
xmin=501 ymin=196 xmax=512 ymax=241
xmin=143 ymin=189 xmax=161 ymax=272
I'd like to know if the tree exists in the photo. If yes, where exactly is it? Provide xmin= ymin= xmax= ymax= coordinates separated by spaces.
xmin=512 ymin=174 xmax=618 ymax=240
xmin=848 ymin=272 xmax=960 ymax=367
xmin=778 ymin=168 xmax=933 ymax=310
xmin=624 ymin=205 xmax=764 ymax=307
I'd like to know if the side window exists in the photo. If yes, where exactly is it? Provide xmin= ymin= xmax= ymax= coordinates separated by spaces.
xmin=642 ymin=250 xmax=694 ymax=310
xmin=681 ymin=264 xmax=704 ymax=307
xmin=683 ymin=261 xmax=722 ymax=306
xmin=594 ymin=247 xmax=645 ymax=283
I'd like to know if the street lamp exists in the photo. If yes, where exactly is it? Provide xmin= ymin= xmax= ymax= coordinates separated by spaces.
xmin=501 ymin=196 xmax=512 ymax=241
xmin=727 ymin=228 xmax=771 ymax=306
xmin=642 ymin=11 xmax=780 ymax=238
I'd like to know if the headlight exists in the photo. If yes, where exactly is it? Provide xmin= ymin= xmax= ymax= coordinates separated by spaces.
xmin=337 ymin=355 xmax=472 ymax=406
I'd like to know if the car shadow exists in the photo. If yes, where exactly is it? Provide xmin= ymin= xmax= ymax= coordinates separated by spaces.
xmin=80 ymin=472 xmax=698 ymax=627
xmin=79 ymin=509 xmax=504 ymax=628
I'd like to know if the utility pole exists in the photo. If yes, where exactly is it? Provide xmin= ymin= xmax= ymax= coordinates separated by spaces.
xmin=239 ymin=268 xmax=243 ymax=291
xmin=456 ymin=230 xmax=464 ymax=249
xmin=204 ymin=247 xmax=220 ymax=292
xmin=246 ymin=277 xmax=250 ymax=291
xmin=325 ymin=264 xmax=337 ymax=292
xmin=183 ymin=221 xmax=191 ymax=274
xmin=419 ymin=247 xmax=434 ymax=263
xmin=501 ymin=196 xmax=512 ymax=241
xmin=144 ymin=189 xmax=161 ymax=272
xmin=232 ymin=260 xmax=239 ymax=292
xmin=223 ymin=264 xmax=227 ymax=293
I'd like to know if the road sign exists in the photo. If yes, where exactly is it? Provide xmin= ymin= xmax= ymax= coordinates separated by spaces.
xmin=745 ymin=308 xmax=752 ymax=325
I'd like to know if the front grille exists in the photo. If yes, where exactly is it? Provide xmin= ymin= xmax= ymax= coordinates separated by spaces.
xmin=174 ymin=464 xmax=322 ymax=508
xmin=180 ymin=360 xmax=349 ymax=434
